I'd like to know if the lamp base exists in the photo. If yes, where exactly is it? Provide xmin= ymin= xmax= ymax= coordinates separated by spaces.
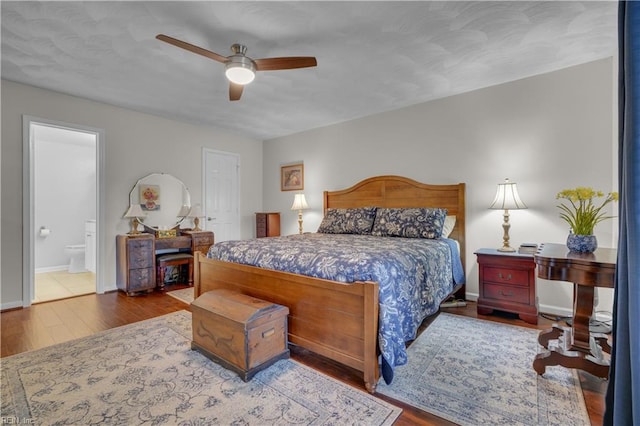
xmin=129 ymin=218 xmax=141 ymax=235
xmin=497 ymin=210 xmax=515 ymax=253
xmin=297 ymin=211 xmax=304 ymax=234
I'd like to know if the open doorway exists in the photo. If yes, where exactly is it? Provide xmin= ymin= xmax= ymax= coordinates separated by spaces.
xmin=23 ymin=116 xmax=105 ymax=306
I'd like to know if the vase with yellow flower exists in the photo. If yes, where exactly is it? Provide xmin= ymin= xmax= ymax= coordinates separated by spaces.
xmin=556 ymin=187 xmax=618 ymax=253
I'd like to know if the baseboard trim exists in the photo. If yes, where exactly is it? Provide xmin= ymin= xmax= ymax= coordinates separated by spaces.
xmin=35 ymin=265 xmax=68 ymax=274
xmin=1 ymin=300 xmax=25 ymax=311
xmin=459 ymin=292 xmax=574 ymax=318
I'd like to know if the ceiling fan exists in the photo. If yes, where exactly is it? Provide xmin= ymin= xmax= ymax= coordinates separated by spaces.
xmin=156 ymin=34 xmax=317 ymax=101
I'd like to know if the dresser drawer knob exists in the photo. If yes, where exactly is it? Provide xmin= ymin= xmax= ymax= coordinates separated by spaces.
xmin=499 ymin=290 xmax=515 ymax=297
xmin=498 ymin=273 xmax=512 ymax=281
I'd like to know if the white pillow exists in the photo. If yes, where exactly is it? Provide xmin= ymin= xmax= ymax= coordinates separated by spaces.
xmin=442 ymin=215 xmax=456 ymax=238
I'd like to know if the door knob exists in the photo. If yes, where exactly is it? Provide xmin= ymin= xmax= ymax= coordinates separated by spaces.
xmin=207 ymin=217 xmax=216 ymax=221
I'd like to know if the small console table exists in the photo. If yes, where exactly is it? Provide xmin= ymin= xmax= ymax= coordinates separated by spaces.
xmin=532 ymin=243 xmax=616 ymax=378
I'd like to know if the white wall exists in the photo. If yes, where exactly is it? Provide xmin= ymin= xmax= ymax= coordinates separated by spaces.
xmin=263 ymin=58 xmax=617 ymax=316
xmin=1 ymin=79 xmax=263 ymax=308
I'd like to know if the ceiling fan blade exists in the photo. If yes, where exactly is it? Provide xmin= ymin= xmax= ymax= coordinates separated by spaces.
xmin=254 ymin=57 xmax=317 ymax=71
xmin=229 ymin=82 xmax=243 ymax=101
xmin=156 ymin=34 xmax=228 ymax=63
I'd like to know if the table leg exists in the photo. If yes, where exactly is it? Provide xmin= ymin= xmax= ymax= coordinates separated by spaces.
xmin=533 ymin=283 xmax=610 ymax=378
xmin=571 ymin=284 xmax=593 ymax=352
xmin=533 ymin=345 xmax=609 ymax=379
xmin=593 ymin=333 xmax=612 ymax=354
xmin=537 ymin=324 xmax=565 ymax=349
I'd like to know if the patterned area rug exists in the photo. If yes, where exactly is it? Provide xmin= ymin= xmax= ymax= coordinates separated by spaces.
xmin=166 ymin=287 xmax=194 ymax=304
xmin=377 ymin=313 xmax=590 ymax=425
xmin=2 ymin=311 xmax=401 ymax=425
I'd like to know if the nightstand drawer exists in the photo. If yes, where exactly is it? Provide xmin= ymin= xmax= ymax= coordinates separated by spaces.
xmin=483 ymin=283 xmax=530 ymax=305
xmin=483 ymin=266 xmax=529 ymax=286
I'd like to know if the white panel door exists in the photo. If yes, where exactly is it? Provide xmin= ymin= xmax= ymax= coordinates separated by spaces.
xmin=203 ymin=149 xmax=240 ymax=242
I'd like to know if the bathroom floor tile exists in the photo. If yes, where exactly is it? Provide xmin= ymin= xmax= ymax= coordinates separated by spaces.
xmin=34 ymin=271 xmax=96 ymax=303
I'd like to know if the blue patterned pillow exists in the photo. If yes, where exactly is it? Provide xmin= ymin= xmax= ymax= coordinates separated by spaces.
xmin=317 ymin=207 xmax=377 ymax=234
xmin=371 ymin=208 xmax=448 ymax=239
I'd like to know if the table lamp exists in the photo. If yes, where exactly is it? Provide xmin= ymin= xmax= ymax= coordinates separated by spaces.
xmin=489 ymin=178 xmax=527 ymax=252
xmin=188 ymin=204 xmax=204 ymax=231
xmin=291 ymin=193 xmax=309 ymax=234
xmin=124 ymin=204 xmax=145 ymax=235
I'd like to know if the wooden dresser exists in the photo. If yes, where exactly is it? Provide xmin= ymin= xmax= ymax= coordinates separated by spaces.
xmin=116 ymin=230 xmax=214 ymax=295
xmin=255 ymin=212 xmax=280 ymax=238
xmin=475 ymin=248 xmax=538 ymax=324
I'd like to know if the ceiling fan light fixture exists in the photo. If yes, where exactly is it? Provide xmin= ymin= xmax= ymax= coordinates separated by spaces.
xmin=156 ymin=37 xmax=317 ymax=99
xmin=225 ymin=60 xmax=256 ymax=85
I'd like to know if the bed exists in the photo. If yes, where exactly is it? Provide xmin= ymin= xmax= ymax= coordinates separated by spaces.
xmin=193 ymin=175 xmax=465 ymax=393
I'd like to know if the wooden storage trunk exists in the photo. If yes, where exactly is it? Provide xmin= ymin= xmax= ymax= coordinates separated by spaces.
xmin=191 ymin=289 xmax=290 ymax=381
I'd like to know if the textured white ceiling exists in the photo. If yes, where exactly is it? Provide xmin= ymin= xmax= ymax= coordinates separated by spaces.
xmin=1 ymin=1 xmax=618 ymax=140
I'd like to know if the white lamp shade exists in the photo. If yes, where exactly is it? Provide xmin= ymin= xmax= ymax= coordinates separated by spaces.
xmin=489 ymin=178 xmax=527 ymax=210
xmin=124 ymin=204 xmax=146 ymax=218
xmin=177 ymin=204 xmax=190 ymax=217
xmin=291 ymin=194 xmax=309 ymax=210
xmin=188 ymin=204 xmax=203 ymax=218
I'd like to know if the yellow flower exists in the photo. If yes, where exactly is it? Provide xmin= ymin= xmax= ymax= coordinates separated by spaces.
xmin=556 ymin=187 xmax=618 ymax=235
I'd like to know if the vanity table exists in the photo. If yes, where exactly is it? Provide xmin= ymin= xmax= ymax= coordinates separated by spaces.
xmin=116 ymin=230 xmax=214 ymax=295
xmin=532 ymin=243 xmax=616 ymax=378
xmin=117 ymin=172 xmax=215 ymax=295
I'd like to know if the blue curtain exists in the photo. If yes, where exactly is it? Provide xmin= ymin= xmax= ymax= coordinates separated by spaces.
xmin=604 ymin=2 xmax=640 ymax=424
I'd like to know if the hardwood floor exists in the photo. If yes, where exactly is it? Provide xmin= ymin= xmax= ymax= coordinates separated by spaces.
xmin=1 ymin=291 xmax=607 ymax=425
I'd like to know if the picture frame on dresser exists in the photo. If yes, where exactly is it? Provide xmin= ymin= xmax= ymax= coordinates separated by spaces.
xmin=281 ymin=163 xmax=304 ymax=191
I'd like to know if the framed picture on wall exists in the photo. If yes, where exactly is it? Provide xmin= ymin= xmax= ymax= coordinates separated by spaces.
xmin=281 ymin=163 xmax=304 ymax=191
xmin=140 ymin=184 xmax=161 ymax=211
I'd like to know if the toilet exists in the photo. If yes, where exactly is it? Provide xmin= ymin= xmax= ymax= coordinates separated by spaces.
xmin=64 ymin=244 xmax=86 ymax=273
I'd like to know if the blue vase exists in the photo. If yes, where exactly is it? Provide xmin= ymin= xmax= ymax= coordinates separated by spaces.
xmin=566 ymin=234 xmax=598 ymax=253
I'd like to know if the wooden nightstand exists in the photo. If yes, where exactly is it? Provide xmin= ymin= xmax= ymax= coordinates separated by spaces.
xmin=255 ymin=212 xmax=280 ymax=238
xmin=475 ymin=248 xmax=538 ymax=324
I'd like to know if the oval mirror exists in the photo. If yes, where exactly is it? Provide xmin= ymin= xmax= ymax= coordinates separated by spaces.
xmin=129 ymin=173 xmax=191 ymax=229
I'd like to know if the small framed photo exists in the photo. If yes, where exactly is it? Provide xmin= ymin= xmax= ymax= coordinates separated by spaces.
xmin=140 ymin=184 xmax=160 ymax=211
xmin=281 ymin=163 xmax=304 ymax=191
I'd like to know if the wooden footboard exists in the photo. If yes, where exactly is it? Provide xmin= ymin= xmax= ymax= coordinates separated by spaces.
xmin=193 ymin=251 xmax=381 ymax=393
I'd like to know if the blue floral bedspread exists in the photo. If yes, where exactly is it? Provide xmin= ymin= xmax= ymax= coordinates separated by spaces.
xmin=207 ymin=233 xmax=464 ymax=383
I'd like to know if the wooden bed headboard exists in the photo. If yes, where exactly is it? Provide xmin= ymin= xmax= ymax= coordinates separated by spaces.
xmin=323 ymin=175 xmax=466 ymax=270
